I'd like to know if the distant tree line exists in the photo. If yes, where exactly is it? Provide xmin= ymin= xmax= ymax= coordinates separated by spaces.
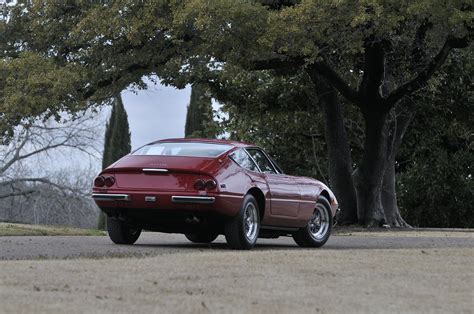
xmin=0 ymin=176 xmax=99 ymax=229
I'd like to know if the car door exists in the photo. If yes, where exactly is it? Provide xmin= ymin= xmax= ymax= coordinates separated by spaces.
xmin=245 ymin=148 xmax=300 ymax=217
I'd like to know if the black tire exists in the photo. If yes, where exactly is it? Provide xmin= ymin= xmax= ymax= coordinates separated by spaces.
xmin=293 ymin=196 xmax=333 ymax=248
xmin=185 ymin=232 xmax=219 ymax=244
xmin=106 ymin=216 xmax=142 ymax=245
xmin=225 ymin=194 xmax=260 ymax=250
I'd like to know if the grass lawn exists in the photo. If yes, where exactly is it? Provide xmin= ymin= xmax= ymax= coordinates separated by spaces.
xmin=0 ymin=222 xmax=105 ymax=236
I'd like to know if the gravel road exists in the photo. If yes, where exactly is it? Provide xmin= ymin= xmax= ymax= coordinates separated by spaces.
xmin=1 ymin=231 xmax=473 ymax=313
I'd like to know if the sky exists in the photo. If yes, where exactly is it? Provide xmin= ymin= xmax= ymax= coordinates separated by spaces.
xmin=121 ymin=83 xmax=191 ymax=150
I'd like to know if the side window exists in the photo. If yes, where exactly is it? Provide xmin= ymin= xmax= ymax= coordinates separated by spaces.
xmin=269 ymin=156 xmax=284 ymax=174
xmin=246 ymin=149 xmax=277 ymax=174
xmin=229 ymin=149 xmax=259 ymax=172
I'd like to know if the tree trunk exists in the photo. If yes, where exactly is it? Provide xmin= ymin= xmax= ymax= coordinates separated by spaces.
xmin=312 ymin=74 xmax=358 ymax=224
xmin=353 ymin=110 xmax=388 ymax=226
xmin=381 ymin=156 xmax=409 ymax=227
xmin=380 ymin=107 xmax=413 ymax=227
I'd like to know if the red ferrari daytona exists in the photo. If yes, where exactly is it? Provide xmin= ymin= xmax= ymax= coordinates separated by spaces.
xmin=92 ymin=138 xmax=339 ymax=249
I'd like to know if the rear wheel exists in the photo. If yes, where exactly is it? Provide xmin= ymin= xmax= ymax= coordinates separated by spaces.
xmin=225 ymin=194 xmax=260 ymax=250
xmin=293 ymin=196 xmax=332 ymax=248
xmin=185 ymin=232 xmax=219 ymax=244
xmin=106 ymin=216 xmax=142 ymax=245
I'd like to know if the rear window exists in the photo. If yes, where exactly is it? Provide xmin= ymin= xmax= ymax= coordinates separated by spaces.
xmin=132 ymin=142 xmax=233 ymax=157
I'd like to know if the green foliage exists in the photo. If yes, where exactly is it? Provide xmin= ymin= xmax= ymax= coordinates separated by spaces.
xmin=212 ymin=68 xmax=329 ymax=180
xmin=1 ymin=1 xmax=470 ymax=135
xmin=398 ymin=149 xmax=473 ymax=228
xmin=0 ymin=53 xmax=87 ymax=139
xmin=184 ymin=84 xmax=218 ymax=138
xmin=397 ymin=51 xmax=473 ymax=228
xmin=0 ymin=1 xmax=179 ymax=141
xmin=174 ymin=0 xmax=471 ymax=75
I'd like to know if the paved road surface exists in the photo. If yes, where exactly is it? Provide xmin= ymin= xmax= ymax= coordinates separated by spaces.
xmin=0 ymin=231 xmax=473 ymax=260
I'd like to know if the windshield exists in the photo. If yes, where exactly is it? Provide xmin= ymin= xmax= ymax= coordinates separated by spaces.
xmin=132 ymin=142 xmax=233 ymax=158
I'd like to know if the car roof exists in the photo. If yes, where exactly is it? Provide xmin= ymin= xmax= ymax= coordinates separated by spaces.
xmin=149 ymin=138 xmax=254 ymax=148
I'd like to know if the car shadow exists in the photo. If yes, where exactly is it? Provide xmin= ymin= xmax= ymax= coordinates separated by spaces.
xmin=132 ymin=240 xmax=302 ymax=250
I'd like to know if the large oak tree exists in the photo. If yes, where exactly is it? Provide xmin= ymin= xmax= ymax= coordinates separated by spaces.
xmin=172 ymin=0 xmax=472 ymax=226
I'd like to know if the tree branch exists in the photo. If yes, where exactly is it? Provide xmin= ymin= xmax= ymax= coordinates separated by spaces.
xmin=309 ymin=62 xmax=362 ymax=106
xmin=0 ymin=134 xmax=78 ymax=173
xmin=411 ymin=19 xmax=433 ymax=67
xmin=0 ymin=189 xmax=38 ymax=200
xmin=81 ymin=39 xmax=176 ymax=100
xmin=257 ymin=0 xmax=298 ymax=10
xmin=384 ymin=36 xmax=469 ymax=107
xmin=0 ymin=129 xmax=30 ymax=174
xmin=0 ymin=177 xmax=89 ymax=196
xmin=81 ymin=62 xmax=151 ymax=100
xmin=301 ymin=132 xmax=325 ymax=140
xmin=1 ymin=115 xmax=101 ymax=177
xmin=246 ymin=57 xmax=304 ymax=71
xmin=246 ymin=55 xmax=362 ymax=106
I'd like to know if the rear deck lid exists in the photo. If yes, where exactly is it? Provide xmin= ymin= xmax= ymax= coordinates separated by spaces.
xmin=111 ymin=156 xmax=220 ymax=190
xmin=107 ymin=142 xmax=233 ymax=191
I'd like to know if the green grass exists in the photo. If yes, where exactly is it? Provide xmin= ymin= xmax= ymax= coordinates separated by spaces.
xmin=0 ymin=222 xmax=106 ymax=236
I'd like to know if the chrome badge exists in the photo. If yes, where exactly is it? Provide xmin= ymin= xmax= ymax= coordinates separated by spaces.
xmin=145 ymin=196 xmax=156 ymax=202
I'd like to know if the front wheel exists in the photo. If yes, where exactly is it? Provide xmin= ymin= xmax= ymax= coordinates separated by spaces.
xmin=225 ymin=194 xmax=260 ymax=250
xmin=293 ymin=196 xmax=333 ymax=248
xmin=106 ymin=216 xmax=142 ymax=245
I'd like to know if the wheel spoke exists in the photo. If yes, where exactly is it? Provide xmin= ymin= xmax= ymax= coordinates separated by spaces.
xmin=243 ymin=203 xmax=258 ymax=242
xmin=308 ymin=204 xmax=330 ymax=241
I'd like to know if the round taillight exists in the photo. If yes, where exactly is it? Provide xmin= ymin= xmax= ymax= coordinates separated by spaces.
xmin=194 ymin=179 xmax=205 ymax=190
xmin=104 ymin=176 xmax=115 ymax=187
xmin=205 ymin=180 xmax=217 ymax=190
xmin=94 ymin=176 xmax=105 ymax=187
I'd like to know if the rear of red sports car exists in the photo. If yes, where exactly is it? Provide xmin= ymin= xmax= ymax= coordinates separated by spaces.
xmin=92 ymin=141 xmax=239 ymax=235
xmin=93 ymin=139 xmax=338 ymax=249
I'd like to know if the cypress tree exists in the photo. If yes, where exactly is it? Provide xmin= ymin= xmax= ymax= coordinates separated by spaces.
xmin=184 ymin=84 xmax=217 ymax=138
xmin=97 ymin=93 xmax=131 ymax=230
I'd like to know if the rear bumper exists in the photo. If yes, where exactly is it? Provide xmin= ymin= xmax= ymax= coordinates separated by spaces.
xmin=92 ymin=190 xmax=241 ymax=217
xmin=92 ymin=193 xmax=216 ymax=204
